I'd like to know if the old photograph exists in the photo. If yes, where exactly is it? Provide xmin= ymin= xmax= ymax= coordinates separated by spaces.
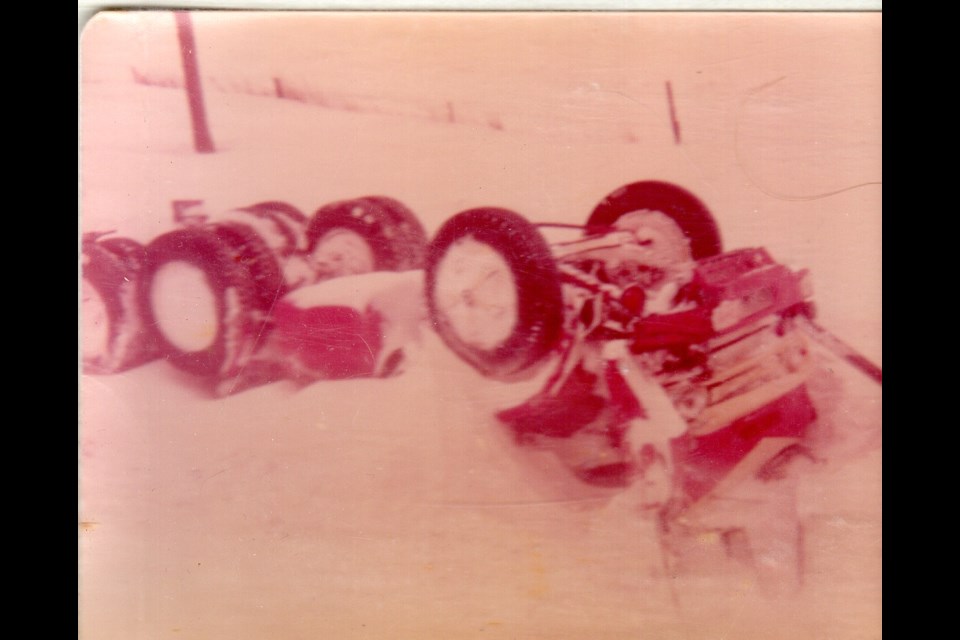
xmin=79 ymin=10 xmax=882 ymax=639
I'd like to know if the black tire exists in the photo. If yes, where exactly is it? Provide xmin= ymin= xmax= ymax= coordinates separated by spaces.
xmin=243 ymin=200 xmax=307 ymax=225
xmin=357 ymin=196 xmax=429 ymax=269
xmin=98 ymin=237 xmax=148 ymax=271
xmin=426 ymin=207 xmax=563 ymax=378
xmin=306 ymin=197 xmax=427 ymax=275
xmin=586 ymin=181 xmax=722 ymax=260
xmin=81 ymin=236 xmax=159 ymax=374
xmin=138 ymin=226 xmax=267 ymax=378
xmin=213 ymin=222 xmax=287 ymax=310
xmin=237 ymin=201 xmax=308 ymax=257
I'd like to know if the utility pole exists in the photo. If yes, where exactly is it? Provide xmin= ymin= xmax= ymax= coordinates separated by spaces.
xmin=175 ymin=11 xmax=215 ymax=153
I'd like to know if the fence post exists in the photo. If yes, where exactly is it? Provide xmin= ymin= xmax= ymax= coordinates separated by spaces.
xmin=175 ymin=11 xmax=215 ymax=153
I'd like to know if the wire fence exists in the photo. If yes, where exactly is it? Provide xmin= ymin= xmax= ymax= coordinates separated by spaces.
xmin=131 ymin=66 xmax=655 ymax=145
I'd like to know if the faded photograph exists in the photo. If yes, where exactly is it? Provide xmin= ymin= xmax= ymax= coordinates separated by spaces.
xmin=79 ymin=11 xmax=882 ymax=639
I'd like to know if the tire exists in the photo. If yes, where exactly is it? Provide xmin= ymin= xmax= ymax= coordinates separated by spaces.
xmin=243 ymin=200 xmax=307 ymax=225
xmin=81 ymin=236 xmax=159 ymax=374
xmin=237 ymin=201 xmax=308 ymax=257
xmin=426 ymin=207 xmax=563 ymax=378
xmin=305 ymin=197 xmax=427 ymax=278
xmin=213 ymin=222 xmax=287 ymax=310
xmin=586 ymin=181 xmax=722 ymax=260
xmin=357 ymin=196 xmax=429 ymax=269
xmin=98 ymin=237 xmax=148 ymax=271
xmin=138 ymin=226 xmax=268 ymax=378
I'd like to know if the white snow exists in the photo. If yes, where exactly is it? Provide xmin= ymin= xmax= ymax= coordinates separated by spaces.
xmin=80 ymin=276 xmax=110 ymax=361
xmin=150 ymin=260 xmax=220 ymax=352
xmin=309 ymin=228 xmax=378 ymax=279
xmin=79 ymin=12 xmax=881 ymax=640
xmin=431 ymin=237 xmax=520 ymax=351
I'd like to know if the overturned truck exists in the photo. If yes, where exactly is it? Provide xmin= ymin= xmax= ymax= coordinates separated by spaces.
xmin=82 ymin=179 xmax=880 ymax=519
xmin=425 ymin=180 xmax=880 ymax=514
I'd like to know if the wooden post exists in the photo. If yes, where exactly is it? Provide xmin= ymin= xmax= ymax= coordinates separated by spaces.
xmin=175 ymin=11 xmax=215 ymax=153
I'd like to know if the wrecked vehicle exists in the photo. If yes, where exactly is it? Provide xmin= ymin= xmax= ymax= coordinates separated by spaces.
xmin=137 ymin=196 xmax=427 ymax=387
xmin=82 ymin=196 xmax=429 ymax=392
xmin=425 ymin=180 xmax=877 ymax=514
xmin=81 ymin=232 xmax=161 ymax=374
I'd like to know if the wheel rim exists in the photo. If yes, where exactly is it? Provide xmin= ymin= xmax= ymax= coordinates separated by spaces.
xmin=432 ymin=236 xmax=519 ymax=352
xmin=150 ymin=261 xmax=220 ymax=352
xmin=613 ymin=209 xmax=694 ymax=267
xmin=310 ymin=228 xmax=376 ymax=278
xmin=588 ymin=181 xmax=722 ymax=260
xmin=81 ymin=278 xmax=110 ymax=362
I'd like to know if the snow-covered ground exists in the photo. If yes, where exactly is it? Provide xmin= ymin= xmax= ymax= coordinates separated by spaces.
xmin=79 ymin=11 xmax=881 ymax=639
